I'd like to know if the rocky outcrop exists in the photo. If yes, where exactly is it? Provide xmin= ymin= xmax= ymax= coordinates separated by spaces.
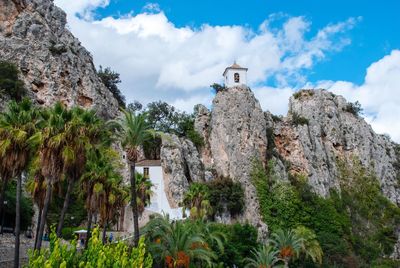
xmin=272 ymin=89 xmax=400 ymax=205
xmin=0 ymin=0 xmax=119 ymax=118
xmin=160 ymin=134 xmax=204 ymax=207
xmin=204 ymin=85 xmax=269 ymax=239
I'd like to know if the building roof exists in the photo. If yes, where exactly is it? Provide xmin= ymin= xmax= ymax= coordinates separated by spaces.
xmin=223 ymin=62 xmax=248 ymax=76
xmin=136 ymin=159 xmax=161 ymax=167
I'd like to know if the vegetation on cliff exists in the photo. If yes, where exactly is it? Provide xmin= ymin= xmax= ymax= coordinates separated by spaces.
xmin=252 ymin=159 xmax=400 ymax=267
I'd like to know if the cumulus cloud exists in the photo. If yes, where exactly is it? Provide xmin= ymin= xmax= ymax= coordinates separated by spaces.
xmin=54 ymin=0 xmax=358 ymax=111
xmin=316 ymin=50 xmax=400 ymax=142
xmin=255 ymin=50 xmax=400 ymax=142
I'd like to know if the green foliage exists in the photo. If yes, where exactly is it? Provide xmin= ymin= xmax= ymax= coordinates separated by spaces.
xmin=210 ymin=83 xmax=227 ymax=93
xmin=0 ymin=60 xmax=26 ymax=100
xmin=291 ymin=112 xmax=309 ymax=126
xmin=209 ymin=223 xmax=259 ymax=267
xmin=293 ymin=89 xmax=315 ymax=100
xmin=336 ymin=157 xmax=400 ymax=263
xmin=143 ymin=215 xmax=218 ymax=267
xmin=27 ymin=227 xmax=153 ymax=267
xmin=0 ymin=180 xmax=34 ymax=231
xmin=244 ymin=245 xmax=280 ymax=268
xmin=252 ymin=158 xmax=400 ymax=267
xmin=183 ymin=177 xmax=245 ymax=220
xmin=97 ymin=66 xmax=126 ymax=108
xmin=207 ymin=177 xmax=245 ymax=217
xmin=47 ymin=187 xmax=87 ymax=235
xmin=144 ymin=101 xmax=204 ymax=148
xmin=183 ymin=182 xmax=212 ymax=220
xmin=49 ymin=41 xmax=68 ymax=55
xmin=343 ymin=101 xmax=363 ymax=116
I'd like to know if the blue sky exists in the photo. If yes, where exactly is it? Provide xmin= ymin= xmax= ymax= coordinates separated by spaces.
xmin=55 ymin=0 xmax=400 ymax=141
xmin=96 ymin=0 xmax=400 ymax=84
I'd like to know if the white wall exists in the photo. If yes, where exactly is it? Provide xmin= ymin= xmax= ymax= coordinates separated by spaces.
xmin=122 ymin=166 xmax=188 ymax=232
xmin=224 ymin=68 xmax=247 ymax=87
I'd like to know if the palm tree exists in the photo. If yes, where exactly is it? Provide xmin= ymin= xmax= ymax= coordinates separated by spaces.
xmin=112 ymin=110 xmax=155 ymax=246
xmin=244 ymin=245 xmax=282 ymax=268
xmin=25 ymin=164 xmax=46 ymax=251
xmin=28 ymin=102 xmax=74 ymax=250
xmin=56 ymin=108 xmax=110 ymax=237
xmin=0 ymin=99 xmax=40 ymax=268
xmin=143 ymin=215 xmax=217 ymax=267
xmin=293 ymin=226 xmax=323 ymax=265
xmin=81 ymin=147 xmax=121 ymax=248
xmin=135 ymin=172 xmax=153 ymax=215
xmin=182 ymin=183 xmax=212 ymax=220
xmin=98 ymin=173 xmax=128 ymax=244
xmin=270 ymin=229 xmax=303 ymax=268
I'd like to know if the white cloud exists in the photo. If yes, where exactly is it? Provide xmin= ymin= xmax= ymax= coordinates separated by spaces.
xmin=256 ymin=50 xmax=400 ymax=142
xmin=318 ymin=50 xmax=400 ymax=142
xmin=54 ymin=0 xmax=358 ymax=112
xmin=54 ymin=1 xmax=400 ymax=142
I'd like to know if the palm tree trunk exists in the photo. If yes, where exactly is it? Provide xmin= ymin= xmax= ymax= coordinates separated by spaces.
xmin=14 ymin=174 xmax=21 ymax=268
xmin=85 ymin=207 xmax=93 ymax=249
xmin=0 ymin=178 xmax=8 ymax=234
xmin=130 ymin=163 xmax=139 ymax=247
xmin=56 ymin=178 xmax=74 ymax=237
xmin=34 ymin=206 xmax=42 ymax=250
xmin=35 ymin=178 xmax=53 ymax=250
xmin=102 ymin=222 xmax=107 ymax=244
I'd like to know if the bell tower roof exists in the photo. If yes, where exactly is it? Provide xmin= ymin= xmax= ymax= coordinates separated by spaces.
xmin=222 ymin=62 xmax=248 ymax=76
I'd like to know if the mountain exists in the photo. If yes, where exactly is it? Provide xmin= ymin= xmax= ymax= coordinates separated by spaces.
xmin=161 ymin=85 xmax=400 ymax=260
xmin=0 ymin=0 xmax=119 ymax=117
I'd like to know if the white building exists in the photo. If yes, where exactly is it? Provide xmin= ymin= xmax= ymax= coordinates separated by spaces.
xmin=122 ymin=160 xmax=185 ymax=232
xmin=223 ymin=62 xmax=248 ymax=87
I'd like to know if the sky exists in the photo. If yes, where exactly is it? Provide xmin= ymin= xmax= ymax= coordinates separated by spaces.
xmin=54 ymin=0 xmax=400 ymax=141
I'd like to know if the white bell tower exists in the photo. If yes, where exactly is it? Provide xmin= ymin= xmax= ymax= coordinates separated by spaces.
xmin=223 ymin=62 xmax=248 ymax=87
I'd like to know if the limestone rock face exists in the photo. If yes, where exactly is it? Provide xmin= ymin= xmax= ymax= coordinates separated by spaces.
xmin=208 ymin=86 xmax=269 ymax=239
xmin=160 ymin=134 xmax=204 ymax=207
xmin=273 ymin=90 xmax=400 ymax=205
xmin=0 ymin=0 xmax=119 ymax=118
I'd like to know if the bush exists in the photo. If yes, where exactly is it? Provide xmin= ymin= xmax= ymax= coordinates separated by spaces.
xmin=293 ymin=89 xmax=314 ymax=99
xmin=210 ymin=83 xmax=227 ymax=93
xmin=0 ymin=60 xmax=26 ymax=100
xmin=0 ymin=180 xmax=34 ymax=231
xmin=97 ymin=66 xmax=126 ymax=108
xmin=344 ymin=101 xmax=363 ymax=116
xmin=206 ymin=177 xmax=245 ymax=218
xmin=291 ymin=112 xmax=309 ymax=126
xmin=49 ymin=42 xmax=68 ymax=55
xmin=209 ymin=222 xmax=259 ymax=267
xmin=252 ymin=158 xmax=400 ymax=267
xmin=28 ymin=227 xmax=153 ymax=267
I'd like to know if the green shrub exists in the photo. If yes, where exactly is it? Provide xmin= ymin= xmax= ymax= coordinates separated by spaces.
xmin=293 ymin=89 xmax=314 ymax=99
xmin=291 ymin=112 xmax=309 ymax=126
xmin=343 ymin=101 xmax=363 ymax=116
xmin=49 ymin=41 xmax=68 ymax=55
xmin=209 ymin=222 xmax=259 ymax=267
xmin=28 ymin=227 xmax=153 ymax=267
xmin=0 ymin=60 xmax=26 ymax=100
xmin=252 ymin=157 xmax=400 ymax=267
xmin=206 ymin=177 xmax=245 ymax=218
xmin=210 ymin=83 xmax=227 ymax=93
xmin=0 ymin=180 xmax=34 ymax=231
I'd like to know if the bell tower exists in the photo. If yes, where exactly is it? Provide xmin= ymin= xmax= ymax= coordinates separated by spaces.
xmin=223 ymin=62 xmax=248 ymax=87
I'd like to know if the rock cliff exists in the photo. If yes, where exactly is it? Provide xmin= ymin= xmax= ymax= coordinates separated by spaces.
xmin=0 ymin=0 xmax=119 ymax=118
xmin=195 ymin=87 xmax=400 ymax=248
xmin=273 ymin=89 xmax=399 ymax=205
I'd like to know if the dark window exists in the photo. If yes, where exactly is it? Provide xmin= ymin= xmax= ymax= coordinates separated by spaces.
xmin=144 ymin=167 xmax=149 ymax=178
xmin=234 ymin=73 xmax=240 ymax=83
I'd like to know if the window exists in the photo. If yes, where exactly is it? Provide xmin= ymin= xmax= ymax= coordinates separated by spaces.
xmin=143 ymin=167 xmax=149 ymax=178
xmin=234 ymin=73 xmax=240 ymax=83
